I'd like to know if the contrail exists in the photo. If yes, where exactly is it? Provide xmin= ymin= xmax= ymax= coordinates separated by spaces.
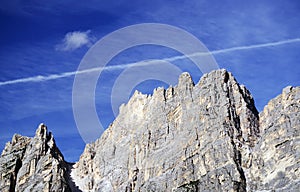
xmin=1 ymin=38 xmax=300 ymax=86
xmin=210 ymin=38 xmax=300 ymax=54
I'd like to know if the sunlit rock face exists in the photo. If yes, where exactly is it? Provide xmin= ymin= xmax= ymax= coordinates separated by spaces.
xmin=248 ymin=86 xmax=300 ymax=191
xmin=0 ymin=134 xmax=31 ymax=192
xmin=0 ymin=69 xmax=299 ymax=192
xmin=71 ymin=69 xmax=261 ymax=192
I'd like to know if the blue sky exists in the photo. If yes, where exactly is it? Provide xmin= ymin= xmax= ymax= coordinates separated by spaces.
xmin=0 ymin=0 xmax=299 ymax=162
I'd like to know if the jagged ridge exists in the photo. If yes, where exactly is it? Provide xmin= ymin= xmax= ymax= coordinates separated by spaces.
xmin=71 ymin=69 xmax=260 ymax=191
xmin=0 ymin=124 xmax=79 ymax=192
xmin=0 ymin=69 xmax=299 ymax=192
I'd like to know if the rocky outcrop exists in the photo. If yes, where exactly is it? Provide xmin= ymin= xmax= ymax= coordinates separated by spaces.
xmin=0 ymin=134 xmax=30 ymax=191
xmin=0 ymin=123 xmax=76 ymax=192
xmin=1 ymin=69 xmax=299 ymax=192
xmin=71 ymin=70 xmax=299 ymax=191
xmin=71 ymin=69 xmax=261 ymax=191
xmin=247 ymin=86 xmax=300 ymax=191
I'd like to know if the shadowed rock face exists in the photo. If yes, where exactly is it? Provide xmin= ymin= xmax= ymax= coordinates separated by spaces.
xmin=0 ymin=69 xmax=299 ymax=192
xmin=0 ymin=124 xmax=75 ymax=192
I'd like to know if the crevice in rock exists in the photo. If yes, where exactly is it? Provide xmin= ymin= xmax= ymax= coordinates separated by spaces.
xmin=9 ymin=158 xmax=22 ymax=192
xmin=224 ymin=78 xmax=248 ymax=192
xmin=147 ymin=129 xmax=151 ymax=149
xmin=67 ymin=163 xmax=82 ymax=192
xmin=231 ymin=139 xmax=247 ymax=192
xmin=176 ymin=179 xmax=199 ymax=192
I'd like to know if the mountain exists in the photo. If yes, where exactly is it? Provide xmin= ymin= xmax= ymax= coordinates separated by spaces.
xmin=0 ymin=124 xmax=79 ymax=192
xmin=0 ymin=69 xmax=299 ymax=192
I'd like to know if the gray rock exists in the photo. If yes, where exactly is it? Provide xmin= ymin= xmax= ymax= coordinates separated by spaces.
xmin=0 ymin=134 xmax=31 ymax=192
xmin=71 ymin=69 xmax=260 ymax=191
xmin=0 ymin=124 xmax=79 ymax=192
xmin=15 ymin=123 xmax=72 ymax=191
xmin=1 ymin=69 xmax=299 ymax=192
xmin=247 ymin=86 xmax=300 ymax=191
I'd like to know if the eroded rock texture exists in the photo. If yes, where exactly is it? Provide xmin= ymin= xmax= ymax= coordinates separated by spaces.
xmin=248 ymin=86 xmax=300 ymax=191
xmin=0 ymin=134 xmax=30 ymax=191
xmin=71 ymin=69 xmax=262 ymax=191
xmin=1 ymin=69 xmax=299 ymax=192
xmin=0 ymin=124 xmax=75 ymax=192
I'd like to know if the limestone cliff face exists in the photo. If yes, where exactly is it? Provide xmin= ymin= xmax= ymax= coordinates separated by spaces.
xmin=248 ymin=86 xmax=300 ymax=191
xmin=0 ymin=69 xmax=299 ymax=192
xmin=71 ymin=69 xmax=261 ymax=191
xmin=0 ymin=124 xmax=75 ymax=192
xmin=0 ymin=134 xmax=30 ymax=191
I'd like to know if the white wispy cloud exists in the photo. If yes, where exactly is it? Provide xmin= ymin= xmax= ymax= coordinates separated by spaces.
xmin=56 ymin=30 xmax=94 ymax=51
xmin=1 ymin=38 xmax=300 ymax=86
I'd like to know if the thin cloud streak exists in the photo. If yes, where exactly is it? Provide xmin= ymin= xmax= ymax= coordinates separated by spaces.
xmin=1 ymin=38 xmax=300 ymax=86
xmin=210 ymin=38 xmax=300 ymax=54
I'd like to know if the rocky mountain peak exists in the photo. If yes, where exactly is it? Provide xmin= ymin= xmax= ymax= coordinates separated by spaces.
xmin=35 ymin=123 xmax=48 ymax=139
xmin=0 ymin=69 xmax=299 ymax=192
xmin=0 ymin=124 xmax=75 ymax=192
xmin=71 ymin=69 xmax=261 ymax=191
xmin=177 ymin=72 xmax=194 ymax=88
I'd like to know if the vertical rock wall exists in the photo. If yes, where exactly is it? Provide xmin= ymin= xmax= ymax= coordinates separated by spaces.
xmin=72 ymin=69 xmax=261 ymax=192
xmin=0 ymin=124 xmax=74 ymax=192
xmin=248 ymin=86 xmax=300 ymax=191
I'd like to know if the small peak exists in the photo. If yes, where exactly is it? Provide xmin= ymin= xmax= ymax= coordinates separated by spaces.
xmin=153 ymin=87 xmax=165 ymax=96
xmin=201 ymin=69 xmax=236 ymax=85
xmin=282 ymin=86 xmax=293 ymax=95
xmin=12 ymin=134 xmax=22 ymax=145
xmin=131 ymin=90 xmax=149 ymax=101
xmin=214 ymin=69 xmax=232 ymax=82
xmin=35 ymin=123 xmax=48 ymax=139
xmin=178 ymin=72 xmax=194 ymax=87
xmin=133 ymin=90 xmax=142 ymax=97
xmin=282 ymin=86 xmax=297 ymax=100
xmin=153 ymin=87 xmax=166 ymax=101
xmin=39 ymin=123 xmax=46 ymax=127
